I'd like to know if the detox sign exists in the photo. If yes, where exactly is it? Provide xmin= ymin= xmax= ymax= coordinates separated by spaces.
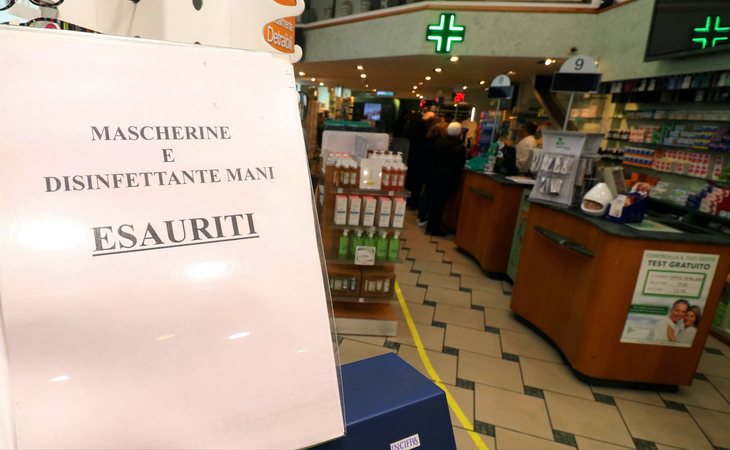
xmin=621 ymin=250 xmax=718 ymax=347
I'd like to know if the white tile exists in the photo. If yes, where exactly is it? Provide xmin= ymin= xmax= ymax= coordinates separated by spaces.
xmin=434 ymin=303 xmax=484 ymax=330
xmin=520 ymin=357 xmax=593 ymax=400
xmin=500 ymin=329 xmax=562 ymax=363
xmin=419 ymin=271 xmax=460 ymax=290
xmin=474 ymin=384 xmax=553 ymax=440
xmin=497 ymin=427 xmax=575 ymax=450
xmin=471 ymin=290 xmax=512 ymax=311
xmin=698 ymin=352 xmax=730 ymax=378
xmin=483 ymin=308 xmax=534 ymax=335
xmin=687 ymin=406 xmax=730 ymax=449
xmin=397 ymin=343 xmax=457 ymax=385
xmin=460 ymin=274 xmax=504 ymax=294
xmin=388 ymin=319 xmax=444 ymax=352
xmin=591 ymin=385 xmax=664 ymax=407
xmin=444 ymin=324 xmax=502 ymax=358
xmin=660 ymin=379 xmax=730 ymax=413
xmin=458 ymin=350 xmax=523 ymax=393
xmin=425 ymin=286 xmax=472 ymax=308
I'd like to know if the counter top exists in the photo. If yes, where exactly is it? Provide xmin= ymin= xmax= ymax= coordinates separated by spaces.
xmin=463 ymin=169 xmax=532 ymax=186
xmin=530 ymin=200 xmax=730 ymax=245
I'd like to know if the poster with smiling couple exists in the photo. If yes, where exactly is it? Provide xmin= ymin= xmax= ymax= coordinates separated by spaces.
xmin=621 ymin=250 xmax=719 ymax=347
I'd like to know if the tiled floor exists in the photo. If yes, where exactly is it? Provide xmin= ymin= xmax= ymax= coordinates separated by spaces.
xmin=337 ymin=211 xmax=730 ymax=450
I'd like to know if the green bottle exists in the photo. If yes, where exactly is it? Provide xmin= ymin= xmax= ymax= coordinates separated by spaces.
xmin=338 ymin=230 xmax=350 ymax=258
xmin=388 ymin=232 xmax=401 ymax=261
xmin=365 ymin=229 xmax=376 ymax=248
xmin=376 ymin=231 xmax=388 ymax=261
xmin=350 ymin=229 xmax=363 ymax=256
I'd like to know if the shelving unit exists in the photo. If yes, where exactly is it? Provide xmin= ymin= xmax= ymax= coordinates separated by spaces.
xmin=317 ymin=165 xmax=407 ymax=336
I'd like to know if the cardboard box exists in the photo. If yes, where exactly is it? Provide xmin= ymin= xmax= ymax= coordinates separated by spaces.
xmin=311 ymin=354 xmax=456 ymax=450
xmin=377 ymin=197 xmax=392 ymax=228
xmin=362 ymin=196 xmax=377 ymax=227
xmin=334 ymin=195 xmax=348 ymax=225
xmin=348 ymin=195 xmax=362 ymax=226
xmin=391 ymin=198 xmax=406 ymax=228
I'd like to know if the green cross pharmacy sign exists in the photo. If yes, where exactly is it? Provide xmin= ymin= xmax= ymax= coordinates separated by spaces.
xmin=426 ymin=13 xmax=465 ymax=53
xmin=692 ymin=15 xmax=730 ymax=49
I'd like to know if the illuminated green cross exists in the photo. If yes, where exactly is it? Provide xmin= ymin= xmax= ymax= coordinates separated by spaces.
xmin=692 ymin=15 xmax=729 ymax=49
xmin=426 ymin=13 xmax=465 ymax=54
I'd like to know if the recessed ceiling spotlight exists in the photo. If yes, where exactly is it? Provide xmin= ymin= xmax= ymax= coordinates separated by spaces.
xmin=425 ymin=76 xmax=432 ymax=81
xmin=365 ymin=84 xmax=369 ymax=88
xmin=319 ymin=82 xmax=324 ymax=86
xmin=544 ymin=58 xmax=555 ymax=66
xmin=412 ymin=85 xmax=418 ymax=90
xmin=479 ymin=80 xmax=485 ymax=85
xmin=450 ymin=56 xmax=459 ymax=62
xmin=462 ymin=85 xmax=468 ymax=90
xmin=418 ymin=82 xmax=423 ymax=85
xmin=434 ymin=67 xmax=442 ymax=73
xmin=372 ymin=89 xmax=376 ymax=92
xmin=356 ymin=65 xmax=364 ymax=70
xmin=507 ymin=70 xmax=517 ymax=76
xmin=412 ymin=90 xmax=416 ymax=94
xmin=298 ymin=71 xmax=306 ymax=76
xmin=360 ymin=73 xmax=367 ymax=79
xmin=311 ymin=78 xmax=316 ymax=82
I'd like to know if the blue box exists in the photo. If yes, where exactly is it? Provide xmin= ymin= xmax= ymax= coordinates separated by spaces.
xmin=313 ymin=353 xmax=456 ymax=450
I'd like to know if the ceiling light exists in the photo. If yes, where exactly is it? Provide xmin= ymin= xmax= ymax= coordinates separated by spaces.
xmin=462 ymin=85 xmax=468 ymax=90
xmin=434 ymin=67 xmax=442 ymax=73
xmin=507 ymin=70 xmax=517 ymax=76
xmin=310 ymin=78 xmax=315 ymax=82
xmin=412 ymin=90 xmax=416 ymax=93
xmin=544 ymin=58 xmax=555 ymax=66
xmin=412 ymin=85 xmax=418 ymax=89
xmin=372 ymin=89 xmax=376 ymax=92
xmin=360 ymin=73 xmax=367 ymax=79
xmin=356 ymin=65 xmax=364 ymax=70
xmin=418 ymin=82 xmax=423 ymax=85
xmin=450 ymin=56 xmax=459 ymax=62
xmin=479 ymin=80 xmax=485 ymax=85
xmin=298 ymin=71 xmax=305 ymax=76
xmin=425 ymin=76 xmax=432 ymax=81
xmin=365 ymin=84 xmax=369 ymax=88
xmin=319 ymin=82 xmax=324 ymax=86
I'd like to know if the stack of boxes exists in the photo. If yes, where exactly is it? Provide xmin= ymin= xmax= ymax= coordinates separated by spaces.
xmin=686 ymin=184 xmax=730 ymax=217
xmin=622 ymin=147 xmax=654 ymax=168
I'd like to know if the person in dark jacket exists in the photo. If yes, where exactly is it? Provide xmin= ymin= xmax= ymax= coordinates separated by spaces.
xmin=424 ymin=122 xmax=467 ymax=236
xmin=405 ymin=111 xmax=436 ymax=209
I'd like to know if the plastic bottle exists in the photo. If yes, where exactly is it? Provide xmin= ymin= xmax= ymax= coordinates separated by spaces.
xmin=333 ymin=159 xmax=342 ymax=187
xmin=338 ymin=230 xmax=350 ymax=258
xmin=397 ymin=163 xmax=407 ymax=190
xmin=388 ymin=232 xmax=401 ymax=261
xmin=376 ymin=231 xmax=388 ymax=261
xmin=365 ymin=229 xmax=376 ymax=248
xmin=382 ymin=162 xmax=392 ymax=190
xmin=350 ymin=160 xmax=359 ymax=187
xmin=484 ymin=143 xmax=498 ymax=174
xmin=350 ymin=229 xmax=363 ymax=256
xmin=340 ymin=159 xmax=349 ymax=187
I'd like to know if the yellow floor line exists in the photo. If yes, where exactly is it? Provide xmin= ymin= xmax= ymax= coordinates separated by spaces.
xmin=395 ymin=281 xmax=489 ymax=450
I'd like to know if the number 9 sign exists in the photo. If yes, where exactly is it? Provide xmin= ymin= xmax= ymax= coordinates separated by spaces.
xmin=560 ymin=55 xmax=599 ymax=74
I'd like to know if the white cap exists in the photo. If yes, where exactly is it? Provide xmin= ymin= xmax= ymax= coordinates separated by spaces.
xmin=447 ymin=122 xmax=462 ymax=137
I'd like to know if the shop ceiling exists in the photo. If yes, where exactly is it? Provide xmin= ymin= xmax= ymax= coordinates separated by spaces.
xmin=294 ymin=54 xmax=565 ymax=100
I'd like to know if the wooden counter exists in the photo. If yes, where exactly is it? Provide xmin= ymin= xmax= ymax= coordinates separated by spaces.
xmin=510 ymin=202 xmax=730 ymax=387
xmin=454 ymin=171 xmax=525 ymax=274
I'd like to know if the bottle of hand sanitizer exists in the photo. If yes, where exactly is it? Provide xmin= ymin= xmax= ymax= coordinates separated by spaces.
xmin=338 ymin=230 xmax=350 ymax=258
xmin=376 ymin=231 xmax=388 ymax=261
xmin=388 ymin=232 xmax=401 ymax=261
xmin=350 ymin=229 xmax=363 ymax=256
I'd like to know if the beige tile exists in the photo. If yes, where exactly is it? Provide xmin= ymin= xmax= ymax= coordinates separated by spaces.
xmin=339 ymin=335 xmax=386 ymax=346
xmin=545 ymin=391 xmax=634 ymax=448
xmin=471 ymin=290 xmax=513 ymax=311
xmin=398 ymin=284 xmax=427 ymax=304
xmin=397 ymin=343 xmax=457 ymax=385
xmin=575 ymin=436 xmax=632 ymax=449
xmin=388 ymin=320 xmax=445 ymax=352
xmin=474 ymin=384 xmax=553 ymax=440
xmin=434 ymin=303 xmax=485 ymax=330
xmin=496 ymin=427 xmax=575 ymax=450
xmin=458 ymin=350 xmax=523 ymax=393
xmin=500 ymin=329 xmax=562 ymax=363
xmin=393 ymin=300 xmax=434 ymax=326
xmin=450 ymin=261 xmax=485 ymax=277
xmin=708 ymin=374 xmax=730 ymax=403
xmin=660 ymin=379 xmax=730 ymax=413
xmin=337 ymin=338 xmax=394 ymax=365
xmin=590 ymin=385 xmax=664 ymax=407
xmin=398 ymin=249 xmax=409 ymax=260
xmin=442 ymin=250 xmax=477 ymax=266
xmin=425 ymin=286 xmax=472 ymax=309
xmin=445 ymin=324 xmax=502 ymax=358
xmin=520 ymin=357 xmax=593 ymax=400
xmin=483 ymin=308 xmax=535 ymax=334
xmin=705 ymin=335 xmax=730 ymax=354
xmin=460 ymin=274 xmax=504 ymax=294
xmin=394 ymin=270 xmax=419 ymax=287
xmin=452 ymin=426 xmax=495 ymax=450
xmin=419 ymin=272 xmax=461 ymax=290
xmin=687 ymin=406 xmax=730 ymax=449
xmin=616 ymin=398 xmax=713 ymax=450
xmin=442 ymin=383 xmax=474 ymax=425
xmin=412 ymin=259 xmax=452 ymax=275
xmin=698 ymin=352 xmax=730 ymax=378
xmin=394 ymin=260 xmax=413 ymax=272
xmin=408 ymin=248 xmax=444 ymax=261
xmin=655 ymin=445 xmax=688 ymax=450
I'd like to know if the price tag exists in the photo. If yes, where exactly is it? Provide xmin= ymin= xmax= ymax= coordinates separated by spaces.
xmin=354 ymin=246 xmax=376 ymax=266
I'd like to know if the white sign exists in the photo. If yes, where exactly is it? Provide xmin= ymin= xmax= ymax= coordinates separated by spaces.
xmin=559 ymin=55 xmax=599 ymax=73
xmin=490 ymin=75 xmax=511 ymax=87
xmin=390 ymin=433 xmax=422 ymax=450
xmin=355 ymin=246 xmax=376 ymax=266
xmin=0 ymin=28 xmax=343 ymax=449
xmin=621 ymin=250 xmax=719 ymax=348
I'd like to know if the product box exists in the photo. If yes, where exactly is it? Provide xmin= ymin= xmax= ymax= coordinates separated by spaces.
xmin=362 ymin=196 xmax=377 ymax=227
xmin=377 ymin=197 xmax=392 ymax=228
xmin=334 ymin=195 xmax=348 ymax=225
xmin=348 ymin=195 xmax=362 ymax=226
xmin=391 ymin=198 xmax=406 ymax=228
xmin=360 ymin=267 xmax=396 ymax=298
xmin=311 ymin=353 xmax=457 ymax=450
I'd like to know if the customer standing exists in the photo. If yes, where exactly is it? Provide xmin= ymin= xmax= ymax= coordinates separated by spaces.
xmin=515 ymin=122 xmax=538 ymax=173
xmin=405 ymin=111 xmax=436 ymax=209
xmin=423 ymin=122 xmax=467 ymax=236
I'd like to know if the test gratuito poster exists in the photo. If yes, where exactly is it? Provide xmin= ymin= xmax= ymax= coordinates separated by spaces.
xmin=621 ymin=250 xmax=718 ymax=347
xmin=0 ymin=27 xmax=343 ymax=449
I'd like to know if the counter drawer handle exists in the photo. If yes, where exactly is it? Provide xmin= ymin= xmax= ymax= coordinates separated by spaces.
xmin=534 ymin=225 xmax=594 ymax=258
xmin=469 ymin=187 xmax=495 ymax=200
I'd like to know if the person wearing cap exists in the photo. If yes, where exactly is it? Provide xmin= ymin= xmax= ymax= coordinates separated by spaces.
xmin=422 ymin=121 xmax=467 ymax=236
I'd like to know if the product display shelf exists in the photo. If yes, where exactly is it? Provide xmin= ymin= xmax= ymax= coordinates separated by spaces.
xmin=614 ymin=116 xmax=730 ymax=124
xmin=318 ymin=165 xmax=405 ymax=336
xmin=605 ymin=138 xmax=714 ymax=153
xmin=647 ymin=197 xmax=730 ymax=229
xmin=623 ymin=164 xmax=730 ymax=186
